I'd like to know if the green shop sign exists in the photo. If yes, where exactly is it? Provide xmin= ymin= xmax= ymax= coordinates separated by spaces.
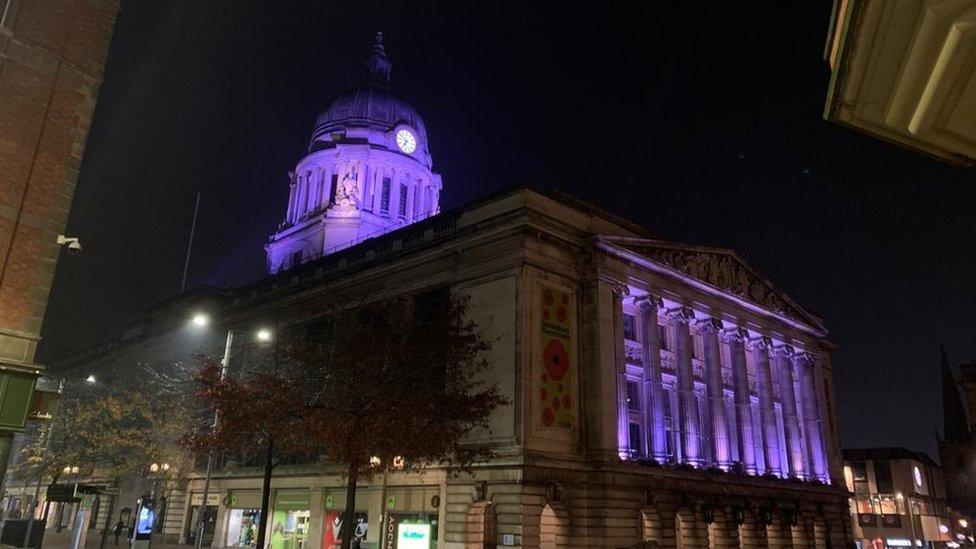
xmin=274 ymin=492 xmax=310 ymax=511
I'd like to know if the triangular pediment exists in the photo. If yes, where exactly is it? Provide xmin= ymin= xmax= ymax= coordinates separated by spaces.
xmin=600 ymin=237 xmax=825 ymax=332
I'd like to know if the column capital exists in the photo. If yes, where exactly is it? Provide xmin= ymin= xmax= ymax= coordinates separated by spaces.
xmin=771 ymin=344 xmax=794 ymax=359
xmin=696 ymin=317 xmax=723 ymax=334
xmin=746 ymin=336 xmax=772 ymax=351
xmin=610 ymin=282 xmax=629 ymax=298
xmin=635 ymin=293 xmax=663 ymax=312
xmin=666 ymin=306 xmax=695 ymax=325
xmin=792 ymin=350 xmax=818 ymax=366
xmin=720 ymin=327 xmax=748 ymax=343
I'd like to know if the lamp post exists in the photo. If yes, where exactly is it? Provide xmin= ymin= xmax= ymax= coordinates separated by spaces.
xmin=191 ymin=313 xmax=232 ymax=549
xmin=189 ymin=313 xmax=272 ymax=549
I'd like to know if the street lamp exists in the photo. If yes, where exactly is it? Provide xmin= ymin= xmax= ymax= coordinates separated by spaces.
xmin=85 ymin=374 xmax=96 ymax=384
xmin=187 ymin=316 xmax=272 ymax=549
xmin=960 ymin=519 xmax=969 ymax=529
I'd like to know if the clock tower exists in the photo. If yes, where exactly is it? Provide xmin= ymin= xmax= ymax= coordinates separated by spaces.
xmin=266 ymin=33 xmax=442 ymax=273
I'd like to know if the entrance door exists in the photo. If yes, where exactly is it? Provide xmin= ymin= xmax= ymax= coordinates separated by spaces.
xmin=185 ymin=505 xmax=218 ymax=546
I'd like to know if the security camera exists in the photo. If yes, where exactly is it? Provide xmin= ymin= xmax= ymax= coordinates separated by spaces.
xmin=56 ymin=235 xmax=82 ymax=254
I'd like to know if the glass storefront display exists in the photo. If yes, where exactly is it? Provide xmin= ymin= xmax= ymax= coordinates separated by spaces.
xmin=271 ymin=493 xmax=310 ymax=549
xmin=322 ymin=511 xmax=368 ymax=549
xmin=384 ymin=513 xmax=437 ymax=549
xmin=226 ymin=508 xmax=261 ymax=547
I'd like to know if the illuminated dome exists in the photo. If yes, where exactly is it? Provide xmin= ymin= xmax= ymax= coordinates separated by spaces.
xmin=267 ymin=32 xmax=443 ymax=274
xmin=309 ymin=33 xmax=428 ymax=150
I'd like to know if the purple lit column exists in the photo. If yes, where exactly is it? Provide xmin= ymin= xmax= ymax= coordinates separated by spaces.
xmin=723 ymin=327 xmax=756 ymax=474
xmin=638 ymin=295 xmax=667 ymax=461
xmin=796 ymin=352 xmax=828 ymax=481
xmin=612 ymin=286 xmax=630 ymax=458
xmin=669 ymin=307 xmax=701 ymax=466
xmin=749 ymin=336 xmax=782 ymax=476
xmin=698 ymin=318 xmax=730 ymax=469
xmin=773 ymin=345 xmax=805 ymax=478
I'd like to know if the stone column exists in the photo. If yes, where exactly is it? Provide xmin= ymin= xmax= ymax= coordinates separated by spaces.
xmin=637 ymin=295 xmax=667 ymax=461
xmin=797 ymin=352 xmax=827 ymax=481
xmin=773 ymin=345 xmax=805 ymax=478
xmin=723 ymin=327 xmax=755 ymax=473
xmin=613 ymin=286 xmax=631 ymax=458
xmin=287 ymin=181 xmax=297 ymax=223
xmin=698 ymin=318 xmax=730 ymax=469
xmin=749 ymin=336 xmax=782 ymax=476
xmin=669 ymin=307 xmax=701 ymax=465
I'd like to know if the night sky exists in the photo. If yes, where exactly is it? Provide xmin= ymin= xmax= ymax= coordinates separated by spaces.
xmin=39 ymin=1 xmax=975 ymax=457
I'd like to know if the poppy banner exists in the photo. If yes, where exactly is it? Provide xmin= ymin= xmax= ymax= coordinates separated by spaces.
xmin=538 ymin=283 xmax=577 ymax=431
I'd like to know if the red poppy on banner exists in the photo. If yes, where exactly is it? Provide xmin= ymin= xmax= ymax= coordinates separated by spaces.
xmin=538 ymin=284 xmax=576 ymax=430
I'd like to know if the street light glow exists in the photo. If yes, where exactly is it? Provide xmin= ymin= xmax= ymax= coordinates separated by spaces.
xmin=256 ymin=329 xmax=272 ymax=342
xmin=191 ymin=313 xmax=209 ymax=327
xmin=960 ymin=519 xmax=969 ymax=528
xmin=85 ymin=374 xmax=96 ymax=384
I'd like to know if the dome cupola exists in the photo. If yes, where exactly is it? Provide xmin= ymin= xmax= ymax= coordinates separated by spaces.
xmin=309 ymin=32 xmax=428 ymax=152
xmin=266 ymin=33 xmax=443 ymax=274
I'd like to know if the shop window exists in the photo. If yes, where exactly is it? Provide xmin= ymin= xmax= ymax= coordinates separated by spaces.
xmin=623 ymin=313 xmax=637 ymax=341
xmin=878 ymin=495 xmax=899 ymax=515
xmin=855 ymin=496 xmax=875 ymax=515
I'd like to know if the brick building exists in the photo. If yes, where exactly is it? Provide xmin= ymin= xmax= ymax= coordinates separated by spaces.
xmin=0 ymin=0 xmax=120 ymax=482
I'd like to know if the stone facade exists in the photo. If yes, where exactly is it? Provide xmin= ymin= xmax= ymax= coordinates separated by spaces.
xmin=10 ymin=187 xmax=853 ymax=548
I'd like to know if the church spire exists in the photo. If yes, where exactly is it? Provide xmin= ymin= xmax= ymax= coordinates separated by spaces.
xmin=364 ymin=31 xmax=392 ymax=87
xmin=941 ymin=345 xmax=972 ymax=442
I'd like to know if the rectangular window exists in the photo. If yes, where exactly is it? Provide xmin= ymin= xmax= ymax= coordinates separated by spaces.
xmin=399 ymin=183 xmax=408 ymax=217
xmin=628 ymin=422 xmax=642 ymax=456
xmin=623 ymin=313 xmax=636 ymax=341
xmin=362 ymin=166 xmax=372 ymax=210
xmin=874 ymin=460 xmax=893 ymax=493
xmin=329 ymin=173 xmax=339 ymax=205
xmin=626 ymin=381 xmax=641 ymax=412
xmin=380 ymin=177 xmax=391 ymax=213
xmin=658 ymin=324 xmax=669 ymax=351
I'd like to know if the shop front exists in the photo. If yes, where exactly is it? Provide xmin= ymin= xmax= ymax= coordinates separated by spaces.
xmin=185 ymin=492 xmax=220 ymax=546
xmin=222 ymin=492 xmax=263 ymax=548
xmin=270 ymin=492 xmax=310 ymax=549
xmin=322 ymin=510 xmax=368 ymax=549
xmin=383 ymin=513 xmax=437 ymax=549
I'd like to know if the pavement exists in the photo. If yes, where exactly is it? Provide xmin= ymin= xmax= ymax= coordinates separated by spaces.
xmin=1 ymin=531 xmax=187 ymax=548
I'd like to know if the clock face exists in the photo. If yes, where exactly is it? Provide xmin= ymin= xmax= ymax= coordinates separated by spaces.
xmin=396 ymin=129 xmax=417 ymax=154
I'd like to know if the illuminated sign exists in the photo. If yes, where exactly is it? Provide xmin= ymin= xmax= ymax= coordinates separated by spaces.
xmin=913 ymin=465 xmax=922 ymax=487
xmin=396 ymin=523 xmax=431 ymax=549
xmin=136 ymin=507 xmax=155 ymax=535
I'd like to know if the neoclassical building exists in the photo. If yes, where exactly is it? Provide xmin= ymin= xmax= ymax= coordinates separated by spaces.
xmin=3 ymin=35 xmax=853 ymax=549
xmin=265 ymin=32 xmax=442 ymax=272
